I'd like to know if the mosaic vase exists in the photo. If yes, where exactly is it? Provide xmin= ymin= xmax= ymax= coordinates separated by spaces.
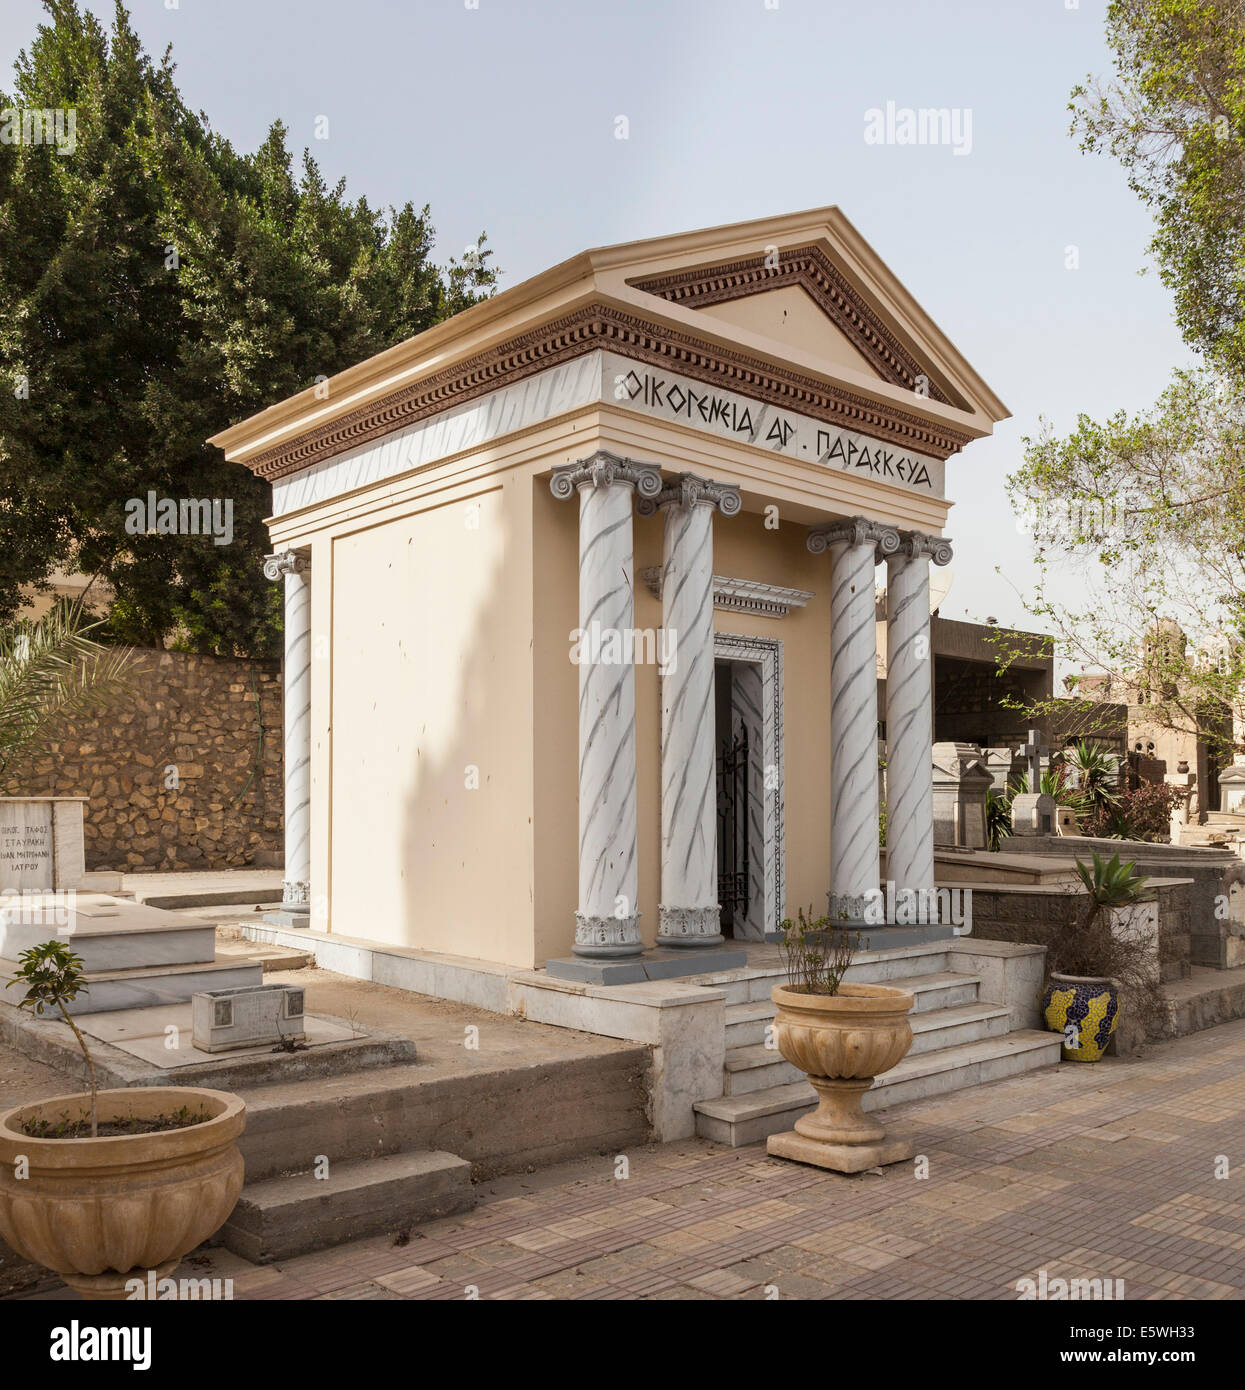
xmin=1041 ymin=973 xmax=1120 ymax=1062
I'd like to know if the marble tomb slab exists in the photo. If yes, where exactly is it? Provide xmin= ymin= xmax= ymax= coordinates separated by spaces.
xmin=0 ymin=797 xmax=87 ymax=890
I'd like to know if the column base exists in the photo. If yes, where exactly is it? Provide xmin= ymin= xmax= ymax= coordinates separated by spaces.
xmin=265 ymin=882 xmax=311 ymax=929
xmin=546 ymin=945 xmax=748 ymax=986
xmin=655 ymin=904 xmax=724 ymax=949
xmin=263 ymin=907 xmax=311 ymax=929
xmin=571 ymin=912 xmax=643 ymax=959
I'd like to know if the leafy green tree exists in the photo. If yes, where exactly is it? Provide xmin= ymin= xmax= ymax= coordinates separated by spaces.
xmin=1001 ymin=3 xmax=1245 ymax=753
xmin=1073 ymin=0 xmax=1245 ymax=375
xmin=0 ymin=1 xmax=496 ymax=657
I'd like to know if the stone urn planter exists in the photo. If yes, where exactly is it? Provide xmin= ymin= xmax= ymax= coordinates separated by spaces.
xmin=766 ymin=982 xmax=916 ymax=1173
xmin=1041 ymin=973 xmax=1120 ymax=1062
xmin=0 ymin=1087 xmax=245 ymax=1299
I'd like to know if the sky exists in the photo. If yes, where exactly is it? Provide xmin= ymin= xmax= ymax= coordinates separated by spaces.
xmin=1 ymin=0 xmax=1197 ymax=631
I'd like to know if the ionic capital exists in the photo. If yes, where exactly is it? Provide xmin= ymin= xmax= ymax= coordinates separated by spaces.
xmin=895 ymin=531 xmax=954 ymax=567
xmin=637 ymin=471 xmax=742 ymax=518
xmin=263 ymin=550 xmax=310 ymax=581
xmin=550 ymin=451 xmax=663 ymax=501
xmin=807 ymin=516 xmax=901 ymax=561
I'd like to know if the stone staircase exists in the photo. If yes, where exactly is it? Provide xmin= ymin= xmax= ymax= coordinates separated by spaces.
xmin=693 ymin=941 xmax=1061 ymax=1147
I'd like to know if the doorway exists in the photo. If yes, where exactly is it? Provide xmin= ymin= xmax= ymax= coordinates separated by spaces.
xmin=712 ymin=635 xmax=784 ymax=941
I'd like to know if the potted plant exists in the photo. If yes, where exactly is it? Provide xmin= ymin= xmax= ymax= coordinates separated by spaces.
xmin=766 ymin=906 xmax=917 ymax=1173
xmin=0 ymin=942 xmax=246 ymax=1299
xmin=1041 ymin=851 xmax=1155 ymax=1062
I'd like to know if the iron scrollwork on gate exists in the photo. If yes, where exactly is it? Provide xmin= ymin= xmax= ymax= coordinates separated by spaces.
xmin=717 ymin=722 xmax=751 ymax=919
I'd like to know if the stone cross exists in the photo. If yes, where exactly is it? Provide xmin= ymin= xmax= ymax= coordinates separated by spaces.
xmin=1022 ymin=727 xmax=1050 ymax=790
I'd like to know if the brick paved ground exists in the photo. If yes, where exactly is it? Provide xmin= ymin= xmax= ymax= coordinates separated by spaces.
xmin=22 ymin=1016 xmax=1245 ymax=1301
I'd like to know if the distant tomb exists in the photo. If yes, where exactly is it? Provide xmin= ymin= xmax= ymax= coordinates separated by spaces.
xmin=931 ymin=742 xmax=992 ymax=848
xmin=1010 ymin=728 xmax=1056 ymax=837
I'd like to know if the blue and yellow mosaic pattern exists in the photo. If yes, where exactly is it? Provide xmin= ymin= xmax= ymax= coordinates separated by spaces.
xmin=1041 ymin=977 xmax=1120 ymax=1063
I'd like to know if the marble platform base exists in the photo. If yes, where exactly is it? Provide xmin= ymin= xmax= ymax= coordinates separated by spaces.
xmin=263 ymin=907 xmax=311 ymax=929
xmin=827 ymin=922 xmax=956 ymax=951
xmin=766 ymin=1128 xmax=916 ymax=1173
xmin=545 ymin=946 xmax=748 ymax=986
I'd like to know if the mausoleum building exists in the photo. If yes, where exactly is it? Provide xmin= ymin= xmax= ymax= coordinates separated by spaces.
xmin=211 ymin=207 xmax=1009 ymax=980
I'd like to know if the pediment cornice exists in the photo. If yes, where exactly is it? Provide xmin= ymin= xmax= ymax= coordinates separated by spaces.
xmin=629 ymin=245 xmax=962 ymax=409
xmin=240 ymin=301 xmax=975 ymax=483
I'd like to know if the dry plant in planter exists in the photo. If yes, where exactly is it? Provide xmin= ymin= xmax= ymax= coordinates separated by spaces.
xmin=1041 ymin=851 xmax=1162 ymax=1061
xmin=766 ymin=906 xmax=918 ymax=1174
xmin=0 ymin=940 xmax=247 ymax=1299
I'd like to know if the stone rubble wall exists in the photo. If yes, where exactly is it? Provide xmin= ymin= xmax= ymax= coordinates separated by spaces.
xmin=2 ymin=649 xmax=283 ymax=872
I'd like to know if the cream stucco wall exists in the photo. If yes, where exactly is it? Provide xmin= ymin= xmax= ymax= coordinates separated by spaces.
xmin=324 ymin=474 xmax=536 ymax=966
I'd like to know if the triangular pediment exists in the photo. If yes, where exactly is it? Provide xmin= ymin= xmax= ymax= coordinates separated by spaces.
xmin=627 ymin=244 xmax=966 ymax=410
xmin=691 ymin=283 xmax=887 ymax=380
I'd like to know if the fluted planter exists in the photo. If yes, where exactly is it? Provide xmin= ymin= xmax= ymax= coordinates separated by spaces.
xmin=0 ymin=1087 xmax=245 ymax=1299
xmin=766 ymin=982 xmax=917 ymax=1172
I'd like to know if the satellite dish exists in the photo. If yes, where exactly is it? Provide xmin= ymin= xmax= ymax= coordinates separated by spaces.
xmin=929 ymin=568 xmax=953 ymax=615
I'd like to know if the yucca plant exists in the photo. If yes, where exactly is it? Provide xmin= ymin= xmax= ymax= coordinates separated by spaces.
xmin=0 ymin=603 xmax=137 ymax=780
xmin=985 ymin=787 xmax=1012 ymax=851
xmin=1063 ymin=739 xmax=1121 ymax=821
xmin=1052 ymin=851 xmax=1153 ymax=982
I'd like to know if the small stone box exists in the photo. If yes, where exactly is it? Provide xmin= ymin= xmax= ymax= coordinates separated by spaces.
xmin=192 ymin=983 xmax=305 ymax=1053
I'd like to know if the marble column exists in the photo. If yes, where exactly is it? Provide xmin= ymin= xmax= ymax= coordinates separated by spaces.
xmin=551 ymin=452 xmax=663 ymax=958
xmin=885 ymin=532 xmax=953 ymax=898
xmin=808 ymin=518 xmax=899 ymax=920
xmin=263 ymin=549 xmax=312 ymax=925
xmin=640 ymin=473 xmax=741 ymax=948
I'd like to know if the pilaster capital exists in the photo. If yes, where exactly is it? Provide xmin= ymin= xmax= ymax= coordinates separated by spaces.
xmin=806 ymin=516 xmax=901 ymax=561
xmin=895 ymin=531 xmax=954 ymax=567
xmin=637 ymin=471 xmax=742 ymax=518
xmin=263 ymin=550 xmax=310 ymax=581
xmin=550 ymin=451 xmax=663 ymax=501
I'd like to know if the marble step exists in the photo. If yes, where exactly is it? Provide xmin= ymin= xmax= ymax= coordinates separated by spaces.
xmin=722 ymin=972 xmax=986 ymax=1050
xmin=719 ymin=998 xmax=1010 ymax=1096
xmin=724 ymin=1001 xmax=777 ymax=1048
xmin=908 ymin=1001 xmax=1012 ymax=1056
xmin=693 ymin=942 xmax=956 ymax=1004
xmin=722 ymin=1044 xmax=803 ymax=1096
xmin=0 ymin=957 xmax=264 ymax=1016
xmin=695 ymin=1030 xmax=1062 ymax=1147
xmin=221 ymin=1149 xmax=475 ymax=1263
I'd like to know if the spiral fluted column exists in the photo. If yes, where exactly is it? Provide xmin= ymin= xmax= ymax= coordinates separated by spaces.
xmin=551 ymin=452 xmax=663 ymax=958
xmin=885 ymin=532 xmax=953 ymax=898
xmin=263 ymin=549 xmax=312 ymax=925
xmin=808 ymin=518 xmax=899 ymax=920
xmin=639 ymin=473 xmax=741 ymax=947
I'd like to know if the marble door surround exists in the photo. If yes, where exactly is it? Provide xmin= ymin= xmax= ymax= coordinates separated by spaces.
xmin=807 ymin=517 xmax=951 ymax=922
xmin=263 ymin=547 xmax=312 ymax=927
